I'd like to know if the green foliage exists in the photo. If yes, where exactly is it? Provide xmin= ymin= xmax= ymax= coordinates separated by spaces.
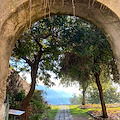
xmin=60 ymin=17 xmax=119 ymax=81
xmin=7 ymin=90 xmax=25 ymax=109
xmin=60 ymin=22 xmax=117 ymax=78
xmin=86 ymin=81 xmax=120 ymax=104
xmin=29 ymin=90 xmax=51 ymax=120
xmin=59 ymin=17 xmax=114 ymax=107
xmin=14 ymin=90 xmax=25 ymax=101
xmin=11 ymin=16 xmax=83 ymax=86
xmin=69 ymin=94 xmax=82 ymax=105
xmin=29 ymin=113 xmax=41 ymax=120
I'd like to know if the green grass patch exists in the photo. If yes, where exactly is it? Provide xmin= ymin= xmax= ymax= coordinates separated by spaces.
xmin=69 ymin=105 xmax=120 ymax=119
xmin=69 ymin=105 xmax=100 ymax=117
xmin=47 ymin=105 xmax=59 ymax=120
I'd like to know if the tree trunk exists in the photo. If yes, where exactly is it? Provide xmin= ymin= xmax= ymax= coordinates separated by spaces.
xmin=21 ymin=66 xmax=38 ymax=120
xmin=94 ymin=73 xmax=108 ymax=118
xmin=82 ymin=87 xmax=86 ymax=105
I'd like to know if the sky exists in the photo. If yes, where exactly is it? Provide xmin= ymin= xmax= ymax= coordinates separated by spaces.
xmin=10 ymin=59 xmax=81 ymax=95
xmin=19 ymin=72 xmax=81 ymax=95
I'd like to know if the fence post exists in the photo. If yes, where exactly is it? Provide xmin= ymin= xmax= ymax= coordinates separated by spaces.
xmin=4 ymin=94 xmax=9 ymax=120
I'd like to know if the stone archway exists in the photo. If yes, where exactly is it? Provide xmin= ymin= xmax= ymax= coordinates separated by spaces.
xmin=1 ymin=0 xmax=120 ymax=119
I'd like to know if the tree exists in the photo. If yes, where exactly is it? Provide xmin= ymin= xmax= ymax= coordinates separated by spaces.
xmin=88 ymin=26 xmax=119 ymax=118
xmin=12 ymin=29 xmax=48 ymax=119
xmin=60 ymin=52 xmax=91 ymax=105
xmin=86 ymin=81 xmax=120 ymax=104
xmin=58 ymin=20 xmax=119 ymax=118
xmin=11 ymin=15 xmax=85 ymax=119
xmin=11 ymin=15 xmax=119 ymax=119
xmin=11 ymin=16 xmax=69 ymax=119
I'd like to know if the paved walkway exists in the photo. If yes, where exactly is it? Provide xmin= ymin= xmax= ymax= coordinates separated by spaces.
xmin=54 ymin=105 xmax=74 ymax=120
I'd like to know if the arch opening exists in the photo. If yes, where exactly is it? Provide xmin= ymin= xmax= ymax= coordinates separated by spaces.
xmin=9 ymin=14 xmax=119 ymax=119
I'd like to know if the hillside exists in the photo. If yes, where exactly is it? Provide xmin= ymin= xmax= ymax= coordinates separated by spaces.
xmin=6 ymin=67 xmax=30 ymax=96
xmin=6 ymin=68 xmax=72 ymax=105
xmin=36 ymin=85 xmax=72 ymax=105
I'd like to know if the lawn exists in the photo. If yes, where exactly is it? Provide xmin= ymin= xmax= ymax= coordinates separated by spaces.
xmin=47 ymin=105 xmax=59 ymax=120
xmin=69 ymin=104 xmax=120 ymax=120
xmin=69 ymin=105 xmax=97 ymax=118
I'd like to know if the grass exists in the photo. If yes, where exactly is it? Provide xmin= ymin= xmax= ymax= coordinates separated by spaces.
xmin=69 ymin=104 xmax=120 ymax=119
xmin=69 ymin=105 xmax=98 ymax=117
xmin=47 ymin=105 xmax=59 ymax=120
xmin=47 ymin=104 xmax=120 ymax=120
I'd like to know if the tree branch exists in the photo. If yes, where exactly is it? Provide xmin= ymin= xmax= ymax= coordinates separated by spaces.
xmin=35 ymin=50 xmax=43 ymax=63
xmin=22 ymin=57 xmax=33 ymax=66
xmin=43 ymin=33 xmax=52 ymax=39
xmin=32 ymin=33 xmax=52 ymax=49
xmin=34 ymin=38 xmax=43 ymax=49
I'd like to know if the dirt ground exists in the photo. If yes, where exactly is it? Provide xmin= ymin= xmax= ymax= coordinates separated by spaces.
xmin=74 ymin=115 xmax=94 ymax=120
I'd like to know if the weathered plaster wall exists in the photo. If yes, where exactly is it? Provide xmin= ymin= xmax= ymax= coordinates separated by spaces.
xmin=0 ymin=0 xmax=120 ymax=119
xmin=98 ymin=0 xmax=120 ymax=18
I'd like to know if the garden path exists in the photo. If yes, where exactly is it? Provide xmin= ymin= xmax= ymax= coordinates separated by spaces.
xmin=54 ymin=105 xmax=74 ymax=120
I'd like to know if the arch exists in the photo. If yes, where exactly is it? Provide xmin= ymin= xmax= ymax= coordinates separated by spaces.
xmin=0 ymin=0 xmax=120 ymax=119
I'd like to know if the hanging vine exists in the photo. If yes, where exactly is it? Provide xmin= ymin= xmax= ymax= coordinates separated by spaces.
xmin=92 ymin=0 xmax=96 ymax=6
xmin=88 ymin=0 xmax=91 ymax=8
xmin=29 ymin=0 xmax=32 ymax=28
xmin=1 ymin=0 xmax=114 ymax=32
xmin=62 ymin=0 xmax=65 ymax=6
xmin=53 ymin=0 xmax=56 ymax=6
xmin=72 ymin=0 xmax=75 ymax=16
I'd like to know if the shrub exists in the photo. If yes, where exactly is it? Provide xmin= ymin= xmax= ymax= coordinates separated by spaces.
xmin=29 ymin=90 xmax=51 ymax=119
